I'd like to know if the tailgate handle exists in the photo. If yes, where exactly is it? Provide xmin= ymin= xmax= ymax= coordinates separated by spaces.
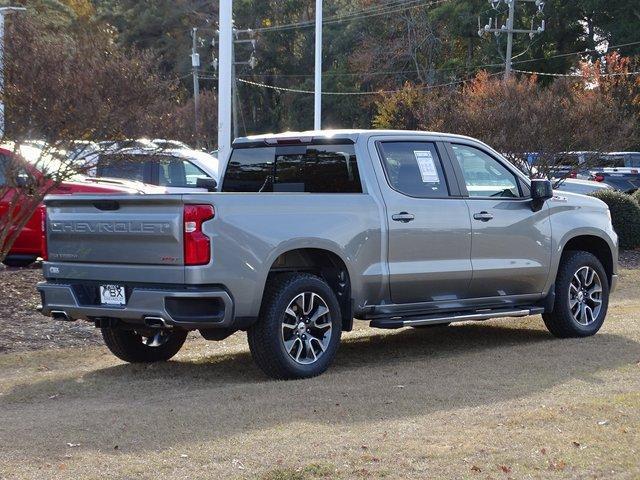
xmin=93 ymin=200 xmax=120 ymax=211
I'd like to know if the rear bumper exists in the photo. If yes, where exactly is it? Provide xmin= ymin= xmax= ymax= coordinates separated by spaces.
xmin=37 ymin=281 xmax=235 ymax=329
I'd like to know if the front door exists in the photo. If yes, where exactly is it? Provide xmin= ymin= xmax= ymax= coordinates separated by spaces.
xmin=375 ymin=140 xmax=473 ymax=304
xmin=447 ymin=143 xmax=552 ymax=298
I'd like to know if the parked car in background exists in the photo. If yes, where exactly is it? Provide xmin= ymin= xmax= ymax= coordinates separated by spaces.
xmin=94 ymin=147 xmax=219 ymax=192
xmin=97 ymin=139 xmax=157 ymax=153
xmin=152 ymin=139 xmax=190 ymax=150
xmin=39 ymin=130 xmax=618 ymax=379
xmin=554 ymin=178 xmax=614 ymax=196
xmin=584 ymin=152 xmax=640 ymax=193
xmin=589 ymin=170 xmax=640 ymax=193
xmin=0 ymin=144 xmax=164 ymax=267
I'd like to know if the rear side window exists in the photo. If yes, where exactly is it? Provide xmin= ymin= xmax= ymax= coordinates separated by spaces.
xmin=222 ymin=145 xmax=362 ymax=193
xmin=377 ymin=142 xmax=449 ymax=198
xmin=97 ymin=154 xmax=147 ymax=182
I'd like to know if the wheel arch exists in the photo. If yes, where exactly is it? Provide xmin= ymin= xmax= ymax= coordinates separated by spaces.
xmin=261 ymin=246 xmax=354 ymax=332
xmin=560 ymin=234 xmax=615 ymax=286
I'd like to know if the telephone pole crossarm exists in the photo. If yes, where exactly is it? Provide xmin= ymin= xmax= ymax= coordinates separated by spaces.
xmin=478 ymin=0 xmax=545 ymax=78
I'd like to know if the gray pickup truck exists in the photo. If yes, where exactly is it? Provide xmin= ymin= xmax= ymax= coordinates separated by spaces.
xmin=38 ymin=130 xmax=618 ymax=379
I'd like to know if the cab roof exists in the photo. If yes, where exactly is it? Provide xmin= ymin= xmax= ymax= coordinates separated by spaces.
xmin=232 ymin=129 xmax=480 ymax=147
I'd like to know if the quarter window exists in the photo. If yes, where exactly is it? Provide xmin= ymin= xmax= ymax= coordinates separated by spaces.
xmin=378 ymin=142 xmax=449 ymax=198
xmin=451 ymin=144 xmax=521 ymax=198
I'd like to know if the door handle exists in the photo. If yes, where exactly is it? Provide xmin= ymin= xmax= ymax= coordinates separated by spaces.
xmin=473 ymin=211 xmax=494 ymax=222
xmin=392 ymin=212 xmax=415 ymax=223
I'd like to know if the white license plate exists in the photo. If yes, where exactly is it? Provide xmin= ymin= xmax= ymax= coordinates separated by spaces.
xmin=100 ymin=285 xmax=126 ymax=306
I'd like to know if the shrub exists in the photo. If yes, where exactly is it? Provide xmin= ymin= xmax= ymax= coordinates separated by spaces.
xmin=633 ymin=189 xmax=640 ymax=205
xmin=590 ymin=190 xmax=640 ymax=249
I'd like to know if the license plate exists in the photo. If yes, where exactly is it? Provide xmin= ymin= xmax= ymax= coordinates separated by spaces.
xmin=100 ymin=285 xmax=126 ymax=306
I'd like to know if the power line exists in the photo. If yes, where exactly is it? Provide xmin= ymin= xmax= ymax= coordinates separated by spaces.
xmin=236 ymin=73 xmax=502 ymax=96
xmin=195 ymin=39 xmax=640 ymax=85
xmin=243 ymin=0 xmax=451 ymax=33
xmin=514 ymin=68 xmax=640 ymax=77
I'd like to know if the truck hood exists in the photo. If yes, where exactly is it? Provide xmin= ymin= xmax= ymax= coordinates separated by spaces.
xmin=552 ymin=189 xmax=609 ymax=212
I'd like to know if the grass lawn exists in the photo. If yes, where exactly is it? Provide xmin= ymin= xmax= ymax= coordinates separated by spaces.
xmin=0 ymin=268 xmax=639 ymax=479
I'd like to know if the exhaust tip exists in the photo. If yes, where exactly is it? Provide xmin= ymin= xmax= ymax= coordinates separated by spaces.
xmin=144 ymin=316 xmax=170 ymax=329
xmin=51 ymin=310 xmax=72 ymax=322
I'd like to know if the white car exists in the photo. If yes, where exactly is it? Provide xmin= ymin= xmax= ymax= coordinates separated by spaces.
xmin=554 ymin=178 xmax=613 ymax=195
xmin=93 ymin=147 xmax=219 ymax=193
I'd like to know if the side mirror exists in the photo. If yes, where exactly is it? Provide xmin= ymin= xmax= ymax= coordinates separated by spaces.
xmin=530 ymin=179 xmax=553 ymax=211
xmin=196 ymin=177 xmax=218 ymax=192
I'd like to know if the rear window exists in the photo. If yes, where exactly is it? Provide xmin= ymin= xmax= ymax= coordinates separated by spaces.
xmin=222 ymin=145 xmax=362 ymax=193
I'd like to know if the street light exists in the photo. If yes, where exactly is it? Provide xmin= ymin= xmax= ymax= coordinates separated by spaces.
xmin=0 ymin=6 xmax=27 ymax=138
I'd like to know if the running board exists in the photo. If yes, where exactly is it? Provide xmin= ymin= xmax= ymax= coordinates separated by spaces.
xmin=369 ymin=307 xmax=545 ymax=330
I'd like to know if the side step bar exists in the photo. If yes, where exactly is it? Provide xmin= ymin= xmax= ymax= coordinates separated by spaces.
xmin=370 ymin=307 xmax=545 ymax=330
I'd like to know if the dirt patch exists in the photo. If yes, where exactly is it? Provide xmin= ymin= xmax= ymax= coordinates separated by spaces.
xmin=619 ymin=249 xmax=640 ymax=269
xmin=0 ymin=265 xmax=100 ymax=353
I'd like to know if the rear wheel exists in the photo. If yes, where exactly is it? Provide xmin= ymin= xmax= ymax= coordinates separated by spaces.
xmin=248 ymin=273 xmax=342 ymax=380
xmin=101 ymin=327 xmax=188 ymax=363
xmin=543 ymin=251 xmax=609 ymax=338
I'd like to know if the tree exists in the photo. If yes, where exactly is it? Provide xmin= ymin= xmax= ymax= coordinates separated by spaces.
xmin=0 ymin=15 xmax=179 ymax=262
xmin=373 ymin=70 xmax=638 ymax=179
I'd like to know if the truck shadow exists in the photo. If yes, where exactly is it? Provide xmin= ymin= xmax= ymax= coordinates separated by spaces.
xmin=3 ymin=320 xmax=640 ymax=455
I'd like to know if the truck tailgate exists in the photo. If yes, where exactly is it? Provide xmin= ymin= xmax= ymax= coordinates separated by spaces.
xmin=46 ymin=195 xmax=184 ymax=266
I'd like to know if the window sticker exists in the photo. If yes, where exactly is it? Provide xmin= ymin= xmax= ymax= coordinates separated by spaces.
xmin=414 ymin=150 xmax=440 ymax=183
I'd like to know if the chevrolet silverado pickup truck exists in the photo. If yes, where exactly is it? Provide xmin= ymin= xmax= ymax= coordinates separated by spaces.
xmin=38 ymin=130 xmax=618 ymax=379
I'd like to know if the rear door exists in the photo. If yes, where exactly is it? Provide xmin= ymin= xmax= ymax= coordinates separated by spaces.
xmin=372 ymin=138 xmax=473 ymax=304
xmin=445 ymin=142 xmax=551 ymax=298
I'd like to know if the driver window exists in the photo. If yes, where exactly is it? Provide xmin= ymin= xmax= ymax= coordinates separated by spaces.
xmin=451 ymin=144 xmax=521 ymax=198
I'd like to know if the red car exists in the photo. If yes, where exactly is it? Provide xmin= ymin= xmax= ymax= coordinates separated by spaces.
xmin=1 ymin=144 xmax=163 ymax=267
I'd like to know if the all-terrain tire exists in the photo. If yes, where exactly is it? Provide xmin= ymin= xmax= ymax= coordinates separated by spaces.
xmin=101 ymin=327 xmax=188 ymax=363
xmin=247 ymin=273 xmax=342 ymax=380
xmin=542 ymin=251 xmax=609 ymax=338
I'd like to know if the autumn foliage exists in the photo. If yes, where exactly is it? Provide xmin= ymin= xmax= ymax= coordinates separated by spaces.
xmin=374 ymin=67 xmax=638 ymax=178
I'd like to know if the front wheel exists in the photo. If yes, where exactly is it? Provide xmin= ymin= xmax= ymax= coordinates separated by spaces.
xmin=543 ymin=251 xmax=609 ymax=338
xmin=248 ymin=273 xmax=342 ymax=380
xmin=101 ymin=327 xmax=188 ymax=363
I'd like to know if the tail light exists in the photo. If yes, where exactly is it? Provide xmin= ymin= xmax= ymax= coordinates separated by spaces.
xmin=593 ymin=173 xmax=605 ymax=183
xmin=40 ymin=206 xmax=48 ymax=261
xmin=569 ymin=170 xmax=577 ymax=178
xmin=184 ymin=205 xmax=215 ymax=266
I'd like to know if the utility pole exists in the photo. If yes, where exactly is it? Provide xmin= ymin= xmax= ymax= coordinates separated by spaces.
xmin=479 ymin=0 xmax=545 ymax=79
xmin=314 ymin=0 xmax=323 ymax=130
xmin=231 ymin=33 xmax=238 ymax=141
xmin=191 ymin=27 xmax=201 ymax=146
xmin=218 ymin=0 xmax=233 ymax=164
xmin=0 ymin=6 xmax=26 ymax=139
xmin=213 ymin=28 xmax=257 ymax=140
